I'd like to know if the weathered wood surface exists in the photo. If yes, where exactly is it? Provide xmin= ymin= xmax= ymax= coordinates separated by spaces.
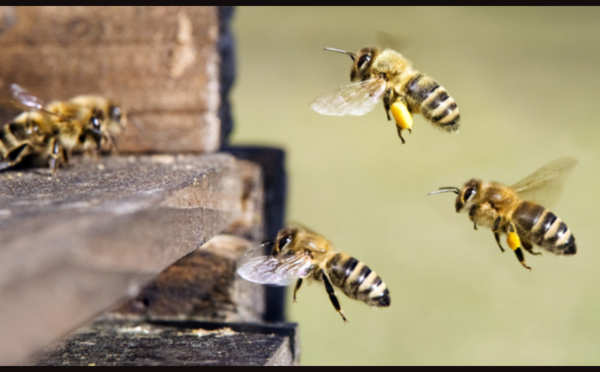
xmin=0 ymin=153 xmax=251 ymax=365
xmin=225 ymin=146 xmax=288 ymax=322
xmin=0 ymin=6 xmax=225 ymax=153
xmin=113 ymin=158 xmax=265 ymax=322
xmin=27 ymin=317 xmax=299 ymax=366
xmin=113 ymin=235 xmax=266 ymax=323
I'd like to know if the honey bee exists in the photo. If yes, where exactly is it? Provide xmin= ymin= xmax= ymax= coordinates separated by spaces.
xmin=0 ymin=84 xmax=126 ymax=173
xmin=0 ymin=110 xmax=58 ymax=171
xmin=62 ymin=95 xmax=126 ymax=153
xmin=429 ymin=158 xmax=578 ymax=270
xmin=311 ymin=46 xmax=460 ymax=143
xmin=236 ymin=225 xmax=390 ymax=323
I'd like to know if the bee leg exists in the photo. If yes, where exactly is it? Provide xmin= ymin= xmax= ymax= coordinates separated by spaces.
xmin=293 ymin=278 xmax=303 ymax=303
xmin=102 ymin=133 xmax=119 ymax=155
xmin=522 ymin=240 xmax=541 ymax=256
xmin=396 ymin=125 xmax=406 ymax=144
xmin=3 ymin=143 xmax=30 ymax=170
xmin=469 ymin=205 xmax=479 ymax=230
xmin=62 ymin=147 xmax=69 ymax=164
xmin=109 ymin=136 xmax=119 ymax=155
xmin=390 ymin=99 xmax=413 ymax=144
xmin=494 ymin=233 xmax=505 ymax=252
xmin=62 ymin=148 xmax=72 ymax=169
xmin=321 ymin=270 xmax=347 ymax=323
xmin=492 ymin=217 xmax=505 ymax=252
xmin=49 ymin=138 xmax=66 ymax=174
xmin=506 ymin=223 xmax=532 ymax=271
xmin=383 ymin=89 xmax=393 ymax=121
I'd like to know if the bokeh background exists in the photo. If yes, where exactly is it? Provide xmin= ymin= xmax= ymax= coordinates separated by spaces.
xmin=230 ymin=7 xmax=600 ymax=366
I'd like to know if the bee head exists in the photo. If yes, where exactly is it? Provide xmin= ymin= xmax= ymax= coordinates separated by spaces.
xmin=429 ymin=180 xmax=480 ymax=213
xmin=323 ymin=46 xmax=379 ymax=82
xmin=456 ymin=179 xmax=481 ymax=213
xmin=275 ymin=226 xmax=298 ymax=255
xmin=108 ymin=103 xmax=127 ymax=131
xmin=80 ymin=108 xmax=104 ymax=149
xmin=350 ymin=47 xmax=378 ymax=81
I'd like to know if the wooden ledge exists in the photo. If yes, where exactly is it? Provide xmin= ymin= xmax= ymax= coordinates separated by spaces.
xmin=27 ymin=317 xmax=299 ymax=366
xmin=0 ymin=153 xmax=248 ymax=365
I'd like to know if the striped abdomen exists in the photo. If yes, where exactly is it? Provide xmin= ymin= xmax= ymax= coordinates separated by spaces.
xmin=326 ymin=253 xmax=390 ymax=307
xmin=404 ymin=73 xmax=460 ymax=132
xmin=0 ymin=121 xmax=33 ymax=168
xmin=513 ymin=201 xmax=576 ymax=255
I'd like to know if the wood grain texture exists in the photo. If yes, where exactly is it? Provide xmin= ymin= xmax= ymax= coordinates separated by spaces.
xmin=114 ymin=235 xmax=267 ymax=323
xmin=0 ymin=153 xmax=247 ymax=365
xmin=28 ymin=318 xmax=300 ymax=366
xmin=0 ymin=6 xmax=223 ymax=153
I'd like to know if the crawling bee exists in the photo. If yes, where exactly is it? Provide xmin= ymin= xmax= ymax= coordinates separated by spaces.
xmin=429 ymin=158 xmax=578 ymax=270
xmin=236 ymin=225 xmax=390 ymax=323
xmin=62 ymin=95 xmax=126 ymax=153
xmin=311 ymin=46 xmax=460 ymax=143
xmin=0 ymin=84 xmax=126 ymax=173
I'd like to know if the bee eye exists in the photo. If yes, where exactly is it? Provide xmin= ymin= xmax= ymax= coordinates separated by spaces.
xmin=357 ymin=54 xmax=371 ymax=69
xmin=277 ymin=234 xmax=292 ymax=250
xmin=110 ymin=106 xmax=122 ymax=122
xmin=463 ymin=186 xmax=477 ymax=202
xmin=90 ymin=116 xmax=101 ymax=130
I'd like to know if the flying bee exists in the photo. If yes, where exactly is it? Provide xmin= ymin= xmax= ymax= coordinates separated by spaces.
xmin=429 ymin=158 xmax=578 ymax=270
xmin=236 ymin=225 xmax=390 ymax=323
xmin=0 ymin=84 xmax=125 ymax=173
xmin=311 ymin=46 xmax=460 ymax=144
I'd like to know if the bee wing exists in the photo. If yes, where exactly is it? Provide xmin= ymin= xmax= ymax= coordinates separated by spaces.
xmin=10 ymin=83 xmax=47 ymax=111
xmin=236 ymin=254 xmax=313 ymax=286
xmin=310 ymin=78 xmax=386 ymax=116
xmin=511 ymin=157 xmax=577 ymax=206
xmin=9 ymin=83 xmax=67 ymax=120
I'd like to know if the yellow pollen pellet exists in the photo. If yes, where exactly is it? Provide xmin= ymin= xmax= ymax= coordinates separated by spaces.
xmin=506 ymin=231 xmax=521 ymax=251
xmin=390 ymin=101 xmax=413 ymax=131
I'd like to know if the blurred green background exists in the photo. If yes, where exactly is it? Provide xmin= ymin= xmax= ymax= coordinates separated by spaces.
xmin=230 ymin=7 xmax=600 ymax=366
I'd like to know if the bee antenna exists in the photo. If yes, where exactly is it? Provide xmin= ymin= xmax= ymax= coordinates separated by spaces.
xmin=260 ymin=239 xmax=276 ymax=253
xmin=323 ymin=47 xmax=356 ymax=61
xmin=428 ymin=186 xmax=460 ymax=195
xmin=242 ymin=239 xmax=276 ymax=258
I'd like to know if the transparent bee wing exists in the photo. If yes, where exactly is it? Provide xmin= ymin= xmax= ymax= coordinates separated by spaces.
xmin=310 ymin=78 xmax=386 ymax=116
xmin=510 ymin=157 xmax=577 ymax=206
xmin=236 ymin=254 xmax=314 ymax=286
xmin=9 ymin=83 xmax=65 ymax=120
xmin=375 ymin=31 xmax=409 ymax=53
xmin=10 ymin=83 xmax=46 ymax=111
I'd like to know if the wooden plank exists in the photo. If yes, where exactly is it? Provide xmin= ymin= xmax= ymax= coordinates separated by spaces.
xmin=224 ymin=146 xmax=288 ymax=322
xmin=0 ymin=6 xmax=224 ymax=153
xmin=113 ymin=234 xmax=266 ymax=323
xmin=27 ymin=318 xmax=300 ymax=366
xmin=0 ymin=153 xmax=246 ymax=365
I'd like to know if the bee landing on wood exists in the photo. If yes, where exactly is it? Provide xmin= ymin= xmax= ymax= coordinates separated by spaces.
xmin=311 ymin=46 xmax=460 ymax=144
xmin=0 ymin=84 xmax=126 ymax=173
xmin=429 ymin=158 xmax=577 ymax=270
xmin=236 ymin=225 xmax=390 ymax=323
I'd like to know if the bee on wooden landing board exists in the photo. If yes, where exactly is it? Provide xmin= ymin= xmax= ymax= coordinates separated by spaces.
xmin=0 ymin=84 xmax=126 ymax=173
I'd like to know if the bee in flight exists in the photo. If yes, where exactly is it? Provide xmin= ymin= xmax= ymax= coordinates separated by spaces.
xmin=429 ymin=158 xmax=577 ymax=270
xmin=310 ymin=46 xmax=460 ymax=144
xmin=0 ymin=84 xmax=126 ymax=173
xmin=236 ymin=225 xmax=390 ymax=323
